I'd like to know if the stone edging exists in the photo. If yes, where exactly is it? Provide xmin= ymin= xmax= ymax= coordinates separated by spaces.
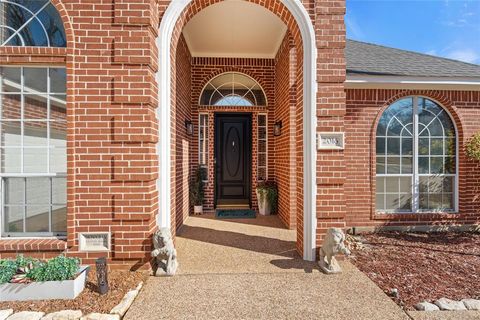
xmin=415 ymin=298 xmax=480 ymax=312
xmin=109 ymin=282 xmax=144 ymax=318
xmin=0 ymin=281 xmax=144 ymax=320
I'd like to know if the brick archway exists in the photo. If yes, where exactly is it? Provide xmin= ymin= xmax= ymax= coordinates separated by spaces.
xmin=157 ymin=0 xmax=318 ymax=261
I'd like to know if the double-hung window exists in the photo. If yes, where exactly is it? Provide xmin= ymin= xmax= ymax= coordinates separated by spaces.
xmin=1 ymin=66 xmax=66 ymax=236
xmin=376 ymin=97 xmax=457 ymax=213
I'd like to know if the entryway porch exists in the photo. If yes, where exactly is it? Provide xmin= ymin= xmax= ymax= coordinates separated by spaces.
xmin=175 ymin=214 xmax=313 ymax=274
xmin=125 ymin=214 xmax=409 ymax=319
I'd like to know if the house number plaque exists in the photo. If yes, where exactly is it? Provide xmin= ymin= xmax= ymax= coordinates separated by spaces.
xmin=317 ymin=132 xmax=345 ymax=150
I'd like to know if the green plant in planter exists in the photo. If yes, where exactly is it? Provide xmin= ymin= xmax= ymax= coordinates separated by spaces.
xmin=0 ymin=255 xmax=40 ymax=284
xmin=0 ymin=255 xmax=80 ymax=284
xmin=256 ymin=181 xmax=278 ymax=213
xmin=28 ymin=255 xmax=80 ymax=282
xmin=0 ymin=259 xmax=17 ymax=284
xmin=466 ymin=132 xmax=480 ymax=161
xmin=190 ymin=166 xmax=206 ymax=206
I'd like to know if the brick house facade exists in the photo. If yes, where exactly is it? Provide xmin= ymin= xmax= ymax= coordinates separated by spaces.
xmin=0 ymin=0 xmax=478 ymax=269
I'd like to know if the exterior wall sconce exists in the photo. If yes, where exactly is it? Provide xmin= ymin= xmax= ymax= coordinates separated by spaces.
xmin=273 ymin=121 xmax=282 ymax=136
xmin=185 ymin=120 xmax=194 ymax=136
xmin=95 ymin=257 xmax=109 ymax=295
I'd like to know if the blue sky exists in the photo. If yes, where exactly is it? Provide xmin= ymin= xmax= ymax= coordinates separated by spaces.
xmin=346 ymin=0 xmax=480 ymax=64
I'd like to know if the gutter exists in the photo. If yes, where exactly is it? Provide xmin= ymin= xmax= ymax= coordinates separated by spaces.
xmin=345 ymin=75 xmax=480 ymax=91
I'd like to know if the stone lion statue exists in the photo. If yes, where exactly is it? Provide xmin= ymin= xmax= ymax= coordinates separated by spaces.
xmin=318 ymin=228 xmax=350 ymax=274
xmin=151 ymin=228 xmax=178 ymax=276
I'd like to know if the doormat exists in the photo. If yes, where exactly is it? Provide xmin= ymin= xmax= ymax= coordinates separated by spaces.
xmin=215 ymin=209 xmax=256 ymax=219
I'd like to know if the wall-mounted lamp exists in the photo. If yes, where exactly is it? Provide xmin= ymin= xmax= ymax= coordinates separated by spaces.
xmin=273 ymin=121 xmax=282 ymax=136
xmin=185 ymin=120 xmax=194 ymax=136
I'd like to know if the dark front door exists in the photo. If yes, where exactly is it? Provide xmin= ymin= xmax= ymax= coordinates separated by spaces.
xmin=215 ymin=113 xmax=252 ymax=207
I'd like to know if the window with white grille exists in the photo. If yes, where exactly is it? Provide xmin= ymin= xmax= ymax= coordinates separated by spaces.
xmin=376 ymin=97 xmax=457 ymax=213
xmin=1 ymin=66 xmax=66 ymax=236
xmin=198 ymin=113 xmax=208 ymax=168
xmin=257 ymin=114 xmax=268 ymax=181
xmin=199 ymin=72 xmax=267 ymax=106
xmin=0 ymin=0 xmax=66 ymax=47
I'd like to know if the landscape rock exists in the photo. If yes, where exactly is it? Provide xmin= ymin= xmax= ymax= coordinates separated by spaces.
xmin=7 ymin=311 xmax=45 ymax=320
xmin=79 ymin=314 xmax=119 ymax=320
xmin=41 ymin=310 xmax=82 ymax=320
xmin=110 ymin=289 xmax=138 ymax=317
xmin=0 ymin=310 xmax=14 ymax=320
xmin=434 ymin=298 xmax=467 ymax=311
xmin=414 ymin=302 xmax=440 ymax=311
xmin=462 ymin=299 xmax=480 ymax=310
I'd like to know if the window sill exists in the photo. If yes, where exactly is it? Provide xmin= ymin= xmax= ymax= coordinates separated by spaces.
xmin=0 ymin=238 xmax=67 ymax=252
xmin=374 ymin=211 xmax=460 ymax=220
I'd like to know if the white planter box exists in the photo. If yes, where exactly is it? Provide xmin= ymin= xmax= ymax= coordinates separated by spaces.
xmin=0 ymin=265 xmax=90 ymax=302
xmin=256 ymin=190 xmax=271 ymax=216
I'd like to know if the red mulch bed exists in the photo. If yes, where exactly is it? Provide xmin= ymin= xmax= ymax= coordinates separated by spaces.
xmin=349 ymin=231 xmax=480 ymax=310
xmin=0 ymin=270 xmax=148 ymax=314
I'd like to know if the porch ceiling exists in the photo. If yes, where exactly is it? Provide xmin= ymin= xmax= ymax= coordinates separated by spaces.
xmin=182 ymin=0 xmax=287 ymax=59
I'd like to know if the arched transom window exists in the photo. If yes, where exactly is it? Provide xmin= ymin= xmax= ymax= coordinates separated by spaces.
xmin=0 ymin=0 xmax=66 ymax=47
xmin=199 ymin=72 xmax=267 ymax=106
xmin=376 ymin=97 xmax=457 ymax=213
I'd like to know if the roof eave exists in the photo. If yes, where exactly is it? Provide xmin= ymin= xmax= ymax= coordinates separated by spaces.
xmin=345 ymin=74 xmax=480 ymax=91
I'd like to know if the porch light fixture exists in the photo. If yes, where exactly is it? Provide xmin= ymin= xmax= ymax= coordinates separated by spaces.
xmin=273 ymin=121 xmax=282 ymax=136
xmin=185 ymin=120 xmax=194 ymax=136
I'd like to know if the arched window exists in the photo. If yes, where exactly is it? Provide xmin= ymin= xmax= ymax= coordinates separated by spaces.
xmin=0 ymin=0 xmax=66 ymax=47
xmin=199 ymin=72 xmax=267 ymax=106
xmin=376 ymin=97 xmax=457 ymax=213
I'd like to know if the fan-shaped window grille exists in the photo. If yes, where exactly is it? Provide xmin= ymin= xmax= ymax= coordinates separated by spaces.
xmin=375 ymin=97 xmax=457 ymax=213
xmin=0 ymin=0 xmax=66 ymax=47
xmin=199 ymin=72 xmax=267 ymax=106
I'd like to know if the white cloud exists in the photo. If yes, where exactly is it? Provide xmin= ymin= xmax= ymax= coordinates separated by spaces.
xmin=446 ymin=49 xmax=480 ymax=63
xmin=345 ymin=14 xmax=365 ymax=39
xmin=425 ymin=49 xmax=437 ymax=56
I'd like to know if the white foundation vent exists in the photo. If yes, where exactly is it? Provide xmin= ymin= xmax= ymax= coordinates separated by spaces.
xmin=79 ymin=232 xmax=111 ymax=252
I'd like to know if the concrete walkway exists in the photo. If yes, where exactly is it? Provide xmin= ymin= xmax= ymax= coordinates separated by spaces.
xmin=125 ymin=214 xmax=409 ymax=320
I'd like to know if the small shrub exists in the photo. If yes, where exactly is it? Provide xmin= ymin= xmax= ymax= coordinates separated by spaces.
xmin=466 ymin=132 xmax=480 ymax=161
xmin=0 ymin=255 xmax=80 ymax=284
xmin=256 ymin=180 xmax=278 ymax=213
xmin=28 ymin=255 xmax=80 ymax=282
xmin=0 ymin=259 xmax=17 ymax=284
xmin=190 ymin=167 xmax=206 ymax=206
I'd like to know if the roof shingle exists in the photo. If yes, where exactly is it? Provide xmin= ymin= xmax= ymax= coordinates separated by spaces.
xmin=346 ymin=39 xmax=480 ymax=78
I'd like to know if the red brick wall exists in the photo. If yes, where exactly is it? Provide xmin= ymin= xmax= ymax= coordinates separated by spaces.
xmin=171 ymin=35 xmax=192 ymax=233
xmin=345 ymin=89 xmax=480 ymax=229
xmin=314 ymin=0 xmax=347 ymax=251
xmin=0 ymin=0 xmax=350 ymax=266
xmin=0 ymin=0 xmax=160 ymax=269
xmin=190 ymin=57 xmax=275 ymax=211
xmin=274 ymin=33 xmax=298 ymax=229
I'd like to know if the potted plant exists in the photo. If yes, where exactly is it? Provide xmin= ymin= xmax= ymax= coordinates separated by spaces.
xmin=190 ymin=166 xmax=206 ymax=215
xmin=256 ymin=181 xmax=278 ymax=216
xmin=0 ymin=255 xmax=90 ymax=301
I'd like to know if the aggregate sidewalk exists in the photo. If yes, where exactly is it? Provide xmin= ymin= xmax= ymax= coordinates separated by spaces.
xmin=125 ymin=214 xmax=410 ymax=320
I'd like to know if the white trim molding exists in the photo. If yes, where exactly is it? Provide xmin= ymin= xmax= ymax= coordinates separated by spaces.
xmin=156 ymin=0 xmax=318 ymax=261
xmin=346 ymin=75 xmax=480 ymax=91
